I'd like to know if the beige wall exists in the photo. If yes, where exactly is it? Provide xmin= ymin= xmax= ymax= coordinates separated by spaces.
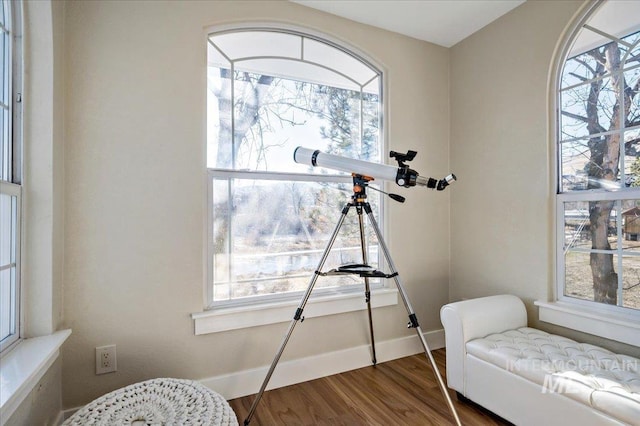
xmin=61 ymin=0 xmax=451 ymax=409
xmin=450 ymin=0 xmax=640 ymax=357
xmin=61 ymin=0 xmax=640 ymax=413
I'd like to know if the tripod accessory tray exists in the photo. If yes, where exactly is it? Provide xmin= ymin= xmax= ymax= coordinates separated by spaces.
xmin=320 ymin=263 xmax=398 ymax=279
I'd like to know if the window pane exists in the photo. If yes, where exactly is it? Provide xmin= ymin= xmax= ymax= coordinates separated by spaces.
xmin=362 ymin=90 xmax=380 ymax=160
xmin=562 ymin=48 xmax=599 ymax=89
xmin=625 ymin=128 xmax=640 ymax=187
xmin=626 ymin=67 xmax=640 ymax=126
xmin=207 ymin=40 xmax=230 ymax=69
xmin=303 ymin=38 xmax=377 ymax=86
xmin=2 ymin=31 xmax=8 ymax=110
xmin=562 ymin=198 xmax=640 ymax=311
xmin=0 ymin=191 xmax=17 ymax=344
xmin=560 ymin=136 xmax=625 ymax=191
xmin=0 ymin=267 xmax=15 ymax=341
xmin=1 ymin=107 xmax=8 ymax=181
xmin=207 ymin=67 xmax=232 ymax=169
xmin=210 ymin=31 xmax=301 ymax=62
xmin=0 ymin=191 xmax=14 ymax=266
xmin=620 ymin=31 xmax=640 ymax=65
xmin=563 ymin=202 xmax=590 ymax=250
xmin=1 ymin=31 xmax=6 ymax=106
xmin=563 ymin=200 xmax=618 ymax=252
xmin=560 ymin=76 xmax=618 ymax=142
xmin=622 ymin=255 xmax=640 ymax=310
xmin=208 ymin=69 xmax=378 ymax=173
xmin=560 ymin=83 xmax=590 ymax=140
xmin=620 ymin=199 xmax=640 ymax=252
xmin=212 ymin=179 xmax=230 ymax=289
xmin=559 ymin=139 xmax=589 ymax=191
xmin=236 ymin=58 xmax=360 ymax=91
xmin=363 ymin=77 xmax=379 ymax=96
xmin=564 ymin=251 xmax=595 ymax=302
xmin=212 ymin=178 xmax=380 ymax=302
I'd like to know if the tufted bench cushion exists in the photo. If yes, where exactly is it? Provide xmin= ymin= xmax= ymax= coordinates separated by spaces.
xmin=466 ymin=327 xmax=640 ymax=425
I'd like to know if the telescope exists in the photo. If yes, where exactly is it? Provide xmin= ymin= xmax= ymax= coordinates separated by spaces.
xmin=293 ymin=146 xmax=456 ymax=190
xmin=245 ymin=146 xmax=463 ymax=426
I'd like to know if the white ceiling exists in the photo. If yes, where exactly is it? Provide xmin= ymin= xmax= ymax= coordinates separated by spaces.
xmin=292 ymin=0 xmax=526 ymax=48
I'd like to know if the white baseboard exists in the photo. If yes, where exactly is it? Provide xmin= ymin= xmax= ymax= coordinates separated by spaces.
xmin=59 ymin=329 xmax=444 ymax=419
xmin=200 ymin=328 xmax=445 ymax=400
xmin=54 ymin=409 xmax=67 ymax=425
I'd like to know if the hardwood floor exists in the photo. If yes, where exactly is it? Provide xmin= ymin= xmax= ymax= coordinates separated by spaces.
xmin=229 ymin=349 xmax=511 ymax=425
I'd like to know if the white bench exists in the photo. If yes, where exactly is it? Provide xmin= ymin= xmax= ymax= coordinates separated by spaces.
xmin=440 ymin=295 xmax=640 ymax=426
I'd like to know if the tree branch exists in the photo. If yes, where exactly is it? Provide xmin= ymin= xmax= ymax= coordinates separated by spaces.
xmin=587 ymin=49 xmax=606 ymax=67
xmin=561 ymin=111 xmax=606 ymax=134
xmin=561 ymin=110 xmax=588 ymax=122
xmin=569 ymin=72 xmax=589 ymax=83
xmin=573 ymin=57 xmax=596 ymax=75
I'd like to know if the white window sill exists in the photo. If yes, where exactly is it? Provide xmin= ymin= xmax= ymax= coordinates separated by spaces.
xmin=0 ymin=329 xmax=71 ymax=422
xmin=192 ymin=288 xmax=398 ymax=335
xmin=535 ymin=300 xmax=640 ymax=346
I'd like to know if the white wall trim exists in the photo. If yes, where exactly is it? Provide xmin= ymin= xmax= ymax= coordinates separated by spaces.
xmin=59 ymin=329 xmax=444 ymax=419
xmin=192 ymin=288 xmax=398 ymax=335
xmin=52 ymin=410 xmax=65 ymax=426
xmin=200 ymin=328 xmax=444 ymax=400
xmin=0 ymin=329 xmax=71 ymax=424
xmin=536 ymin=300 xmax=640 ymax=346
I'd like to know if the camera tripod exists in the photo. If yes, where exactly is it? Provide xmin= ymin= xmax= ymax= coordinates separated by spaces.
xmin=243 ymin=175 xmax=462 ymax=426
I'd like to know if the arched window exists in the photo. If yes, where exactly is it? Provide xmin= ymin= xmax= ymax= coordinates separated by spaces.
xmin=556 ymin=1 xmax=640 ymax=317
xmin=206 ymin=27 xmax=384 ymax=307
xmin=0 ymin=0 xmax=22 ymax=353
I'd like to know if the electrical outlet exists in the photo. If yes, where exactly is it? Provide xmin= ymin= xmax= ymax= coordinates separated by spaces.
xmin=96 ymin=344 xmax=117 ymax=375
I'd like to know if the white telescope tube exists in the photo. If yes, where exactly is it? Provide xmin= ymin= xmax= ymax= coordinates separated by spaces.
xmin=294 ymin=146 xmax=456 ymax=190
xmin=293 ymin=147 xmax=398 ymax=182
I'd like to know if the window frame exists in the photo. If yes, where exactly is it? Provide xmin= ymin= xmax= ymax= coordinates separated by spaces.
xmin=0 ymin=0 xmax=22 ymax=354
xmin=556 ymin=189 xmax=640 ymax=318
xmin=204 ymin=25 xmax=387 ymax=310
xmin=544 ymin=0 xmax=640 ymax=345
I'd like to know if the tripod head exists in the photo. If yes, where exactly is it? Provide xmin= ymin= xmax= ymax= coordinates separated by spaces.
xmin=352 ymin=174 xmax=406 ymax=204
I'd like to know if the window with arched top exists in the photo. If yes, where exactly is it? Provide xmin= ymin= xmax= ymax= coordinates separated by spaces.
xmin=555 ymin=1 xmax=640 ymax=324
xmin=0 ymin=0 xmax=22 ymax=353
xmin=206 ymin=27 xmax=384 ymax=308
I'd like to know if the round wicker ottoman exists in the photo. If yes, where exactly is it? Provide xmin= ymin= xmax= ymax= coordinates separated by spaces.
xmin=63 ymin=378 xmax=238 ymax=426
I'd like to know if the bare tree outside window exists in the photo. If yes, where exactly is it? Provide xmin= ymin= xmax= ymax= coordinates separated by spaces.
xmin=206 ymin=29 xmax=383 ymax=305
xmin=560 ymin=22 xmax=640 ymax=309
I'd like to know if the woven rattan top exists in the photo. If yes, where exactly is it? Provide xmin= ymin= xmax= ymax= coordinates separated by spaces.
xmin=63 ymin=378 xmax=238 ymax=426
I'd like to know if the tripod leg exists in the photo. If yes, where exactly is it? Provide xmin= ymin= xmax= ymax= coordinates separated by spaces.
xmin=243 ymin=205 xmax=351 ymax=425
xmin=364 ymin=205 xmax=462 ymax=426
xmin=356 ymin=207 xmax=376 ymax=365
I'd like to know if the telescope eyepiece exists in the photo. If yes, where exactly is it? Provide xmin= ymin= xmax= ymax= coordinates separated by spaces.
xmin=436 ymin=174 xmax=457 ymax=191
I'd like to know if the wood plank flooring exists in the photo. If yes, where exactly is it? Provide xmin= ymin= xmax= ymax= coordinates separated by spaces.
xmin=229 ymin=349 xmax=511 ymax=425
